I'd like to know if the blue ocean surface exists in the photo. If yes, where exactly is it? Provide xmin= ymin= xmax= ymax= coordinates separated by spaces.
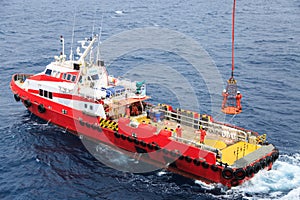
xmin=0 ymin=0 xmax=299 ymax=199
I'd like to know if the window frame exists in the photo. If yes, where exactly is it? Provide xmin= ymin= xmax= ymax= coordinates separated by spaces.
xmin=39 ymin=89 xmax=43 ymax=96
xmin=45 ymin=69 xmax=52 ymax=76
xmin=71 ymin=75 xmax=77 ymax=82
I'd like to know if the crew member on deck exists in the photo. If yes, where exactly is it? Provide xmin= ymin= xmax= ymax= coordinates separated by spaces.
xmin=222 ymin=89 xmax=229 ymax=109
xmin=131 ymin=103 xmax=139 ymax=116
xmin=199 ymin=125 xmax=206 ymax=144
xmin=175 ymin=124 xmax=182 ymax=138
xmin=235 ymin=91 xmax=242 ymax=110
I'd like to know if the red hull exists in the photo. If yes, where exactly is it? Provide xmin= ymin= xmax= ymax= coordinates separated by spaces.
xmin=10 ymin=74 xmax=279 ymax=188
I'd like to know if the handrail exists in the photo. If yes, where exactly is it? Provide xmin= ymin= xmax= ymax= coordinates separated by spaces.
xmin=13 ymin=74 xmax=32 ymax=81
xmin=171 ymin=135 xmax=220 ymax=153
xmin=158 ymin=108 xmax=248 ymax=142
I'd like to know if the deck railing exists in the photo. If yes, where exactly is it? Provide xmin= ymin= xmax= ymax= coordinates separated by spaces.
xmin=158 ymin=107 xmax=248 ymax=142
xmin=171 ymin=135 xmax=221 ymax=154
xmin=13 ymin=74 xmax=32 ymax=82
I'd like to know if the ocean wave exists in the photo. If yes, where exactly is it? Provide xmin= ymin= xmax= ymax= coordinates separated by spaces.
xmin=222 ymin=153 xmax=300 ymax=199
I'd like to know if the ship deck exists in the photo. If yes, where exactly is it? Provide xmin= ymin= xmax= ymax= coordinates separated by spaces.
xmin=131 ymin=112 xmax=261 ymax=166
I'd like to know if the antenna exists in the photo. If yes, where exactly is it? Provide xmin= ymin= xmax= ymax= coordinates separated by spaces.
xmin=60 ymin=35 xmax=65 ymax=56
xmin=70 ymin=11 xmax=76 ymax=61
xmin=96 ymin=15 xmax=104 ymax=62
xmin=92 ymin=8 xmax=97 ymax=37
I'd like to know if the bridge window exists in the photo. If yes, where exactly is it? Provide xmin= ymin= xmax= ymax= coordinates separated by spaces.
xmin=39 ymin=89 xmax=53 ymax=99
xmin=62 ymin=73 xmax=67 ymax=79
xmin=67 ymin=74 xmax=72 ymax=81
xmin=91 ymin=74 xmax=99 ymax=80
xmin=45 ymin=69 xmax=52 ymax=76
xmin=71 ymin=75 xmax=76 ymax=82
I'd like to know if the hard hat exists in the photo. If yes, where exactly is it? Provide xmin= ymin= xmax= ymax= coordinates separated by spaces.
xmin=237 ymin=91 xmax=240 ymax=94
xmin=223 ymin=89 xmax=226 ymax=93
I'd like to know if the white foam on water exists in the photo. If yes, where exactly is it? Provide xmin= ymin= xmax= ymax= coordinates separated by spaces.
xmin=280 ymin=187 xmax=300 ymax=200
xmin=115 ymin=10 xmax=124 ymax=15
xmin=229 ymin=153 xmax=300 ymax=199
xmin=192 ymin=153 xmax=300 ymax=199
xmin=95 ymin=143 xmax=130 ymax=166
xmin=157 ymin=171 xmax=167 ymax=176
xmin=195 ymin=180 xmax=219 ymax=190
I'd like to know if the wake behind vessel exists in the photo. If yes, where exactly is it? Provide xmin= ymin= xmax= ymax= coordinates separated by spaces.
xmin=10 ymin=34 xmax=279 ymax=188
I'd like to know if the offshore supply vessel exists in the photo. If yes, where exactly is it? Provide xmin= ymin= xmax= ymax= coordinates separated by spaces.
xmin=10 ymin=35 xmax=279 ymax=188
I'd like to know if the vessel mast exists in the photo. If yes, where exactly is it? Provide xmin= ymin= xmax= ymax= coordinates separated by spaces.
xmin=78 ymin=36 xmax=97 ymax=64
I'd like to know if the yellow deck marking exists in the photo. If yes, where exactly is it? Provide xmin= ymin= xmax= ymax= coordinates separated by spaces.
xmin=126 ymin=117 xmax=260 ymax=166
xmin=221 ymin=141 xmax=260 ymax=165
xmin=204 ymin=139 xmax=227 ymax=149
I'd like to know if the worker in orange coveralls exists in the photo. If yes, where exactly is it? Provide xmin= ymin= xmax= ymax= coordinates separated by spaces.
xmin=199 ymin=125 xmax=206 ymax=144
xmin=131 ymin=103 xmax=139 ymax=116
xmin=175 ymin=124 xmax=182 ymax=138
xmin=222 ymin=89 xmax=229 ymax=109
xmin=236 ymin=91 xmax=242 ymax=110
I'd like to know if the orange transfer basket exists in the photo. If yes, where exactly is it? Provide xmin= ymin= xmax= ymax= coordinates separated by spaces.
xmin=221 ymin=77 xmax=242 ymax=115
xmin=222 ymin=106 xmax=242 ymax=115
